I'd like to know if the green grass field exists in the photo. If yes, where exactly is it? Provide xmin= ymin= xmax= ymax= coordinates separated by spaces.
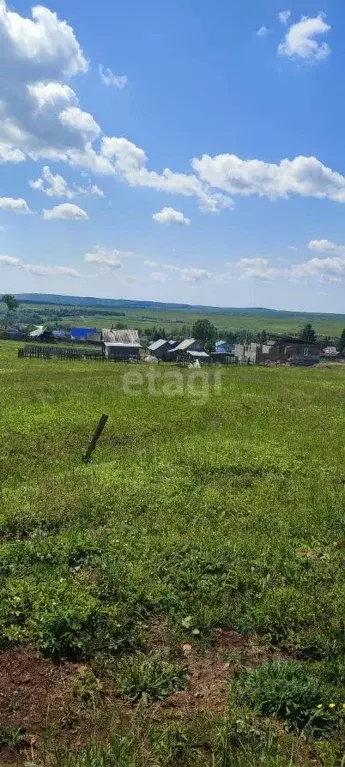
xmin=2 ymin=343 xmax=345 ymax=764
xmin=4 ymin=299 xmax=345 ymax=337
xmin=69 ymin=308 xmax=345 ymax=337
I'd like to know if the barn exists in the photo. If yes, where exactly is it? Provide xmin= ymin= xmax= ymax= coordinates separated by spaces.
xmin=102 ymin=328 xmax=141 ymax=360
xmin=148 ymin=339 xmax=178 ymax=359
xmin=167 ymin=338 xmax=210 ymax=363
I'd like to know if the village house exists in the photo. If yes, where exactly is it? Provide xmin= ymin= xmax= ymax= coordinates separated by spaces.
xmin=258 ymin=338 xmax=321 ymax=366
xmin=211 ymin=340 xmax=237 ymax=364
xmin=71 ymin=327 xmax=97 ymax=342
xmin=102 ymin=328 xmax=141 ymax=360
xmin=167 ymin=338 xmax=210 ymax=363
xmin=147 ymin=339 xmax=178 ymax=359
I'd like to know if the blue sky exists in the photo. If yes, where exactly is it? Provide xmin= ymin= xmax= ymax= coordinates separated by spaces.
xmin=0 ymin=0 xmax=345 ymax=311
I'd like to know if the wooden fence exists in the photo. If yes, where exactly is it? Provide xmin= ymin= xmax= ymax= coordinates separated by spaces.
xmin=18 ymin=346 xmax=104 ymax=361
xmin=17 ymin=346 xmax=140 ymax=363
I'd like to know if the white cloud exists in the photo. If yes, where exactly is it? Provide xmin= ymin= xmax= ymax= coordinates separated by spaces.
xmin=84 ymin=246 xmax=124 ymax=269
xmin=0 ymin=142 xmax=25 ymax=163
xmin=278 ymin=13 xmax=331 ymax=62
xmin=28 ymin=82 xmax=76 ymax=110
xmin=308 ymin=239 xmax=345 ymax=257
xmin=99 ymin=65 xmax=127 ymax=89
xmin=30 ymin=166 xmax=104 ymax=199
xmin=88 ymin=184 xmax=104 ymax=197
xmin=192 ymin=153 xmax=345 ymax=203
xmin=0 ymin=0 xmax=340 ymax=218
xmin=59 ymin=107 xmax=101 ymax=140
xmin=25 ymin=264 xmax=81 ymax=277
xmin=180 ymin=267 xmax=211 ymax=283
xmin=43 ymin=203 xmax=88 ymax=220
xmin=164 ymin=264 xmax=212 ymax=284
xmin=151 ymin=271 xmax=167 ymax=283
xmin=0 ymin=0 xmax=89 ymax=163
xmin=237 ymin=241 xmax=345 ymax=283
xmin=0 ymin=197 xmax=30 ymax=213
xmin=144 ymin=259 xmax=158 ymax=267
xmin=0 ymin=255 xmax=21 ymax=266
xmin=152 ymin=207 xmax=190 ymax=225
xmin=256 ymin=26 xmax=268 ymax=37
xmin=0 ymin=253 xmax=81 ymax=277
xmin=30 ymin=165 xmax=72 ymax=198
xmin=278 ymin=10 xmax=291 ymax=25
xmin=100 ymin=137 xmax=233 ymax=211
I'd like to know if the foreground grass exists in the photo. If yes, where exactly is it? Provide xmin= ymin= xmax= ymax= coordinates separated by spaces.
xmin=2 ymin=343 xmax=345 ymax=762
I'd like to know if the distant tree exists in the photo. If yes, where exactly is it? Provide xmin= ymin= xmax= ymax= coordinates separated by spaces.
xmin=339 ymin=329 xmax=345 ymax=355
xmin=2 ymin=294 xmax=18 ymax=312
xmin=299 ymin=323 xmax=317 ymax=344
xmin=192 ymin=318 xmax=217 ymax=348
xmin=115 ymin=321 xmax=127 ymax=329
xmin=260 ymin=329 xmax=267 ymax=344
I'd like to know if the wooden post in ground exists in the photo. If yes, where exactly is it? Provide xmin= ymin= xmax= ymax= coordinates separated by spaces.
xmin=82 ymin=414 xmax=109 ymax=464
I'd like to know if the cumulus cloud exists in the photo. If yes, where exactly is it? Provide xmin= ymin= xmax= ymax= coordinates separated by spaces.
xmin=256 ymin=26 xmax=269 ymax=37
xmin=164 ymin=264 xmax=212 ymax=283
xmin=278 ymin=13 xmax=331 ymax=62
xmin=0 ymin=0 xmax=93 ymax=164
xmin=237 ymin=241 xmax=345 ymax=283
xmin=0 ymin=253 xmax=80 ymax=277
xmin=0 ymin=255 xmax=21 ymax=266
xmin=0 ymin=197 xmax=30 ymax=213
xmin=100 ymin=137 xmax=233 ymax=211
xmin=43 ymin=203 xmax=88 ymax=220
xmin=308 ymin=239 xmax=345 ymax=257
xmin=84 ymin=246 xmax=125 ymax=269
xmin=192 ymin=153 xmax=345 ymax=203
xmin=0 ymin=143 xmax=25 ymax=163
xmin=144 ymin=259 xmax=158 ymax=267
xmin=278 ymin=10 xmax=291 ymax=24
xmin=30 ymin=166 xmax=104 ymax=199
xmin=0 ymin=0 xmax=340 ymax=217
xmin=99 ymin=65 xmax=127 ymax=89
xmin=152 ymin=207 xmax=190 ymax=225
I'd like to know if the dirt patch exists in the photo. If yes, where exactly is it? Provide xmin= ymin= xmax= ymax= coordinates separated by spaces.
xmin=0 ymin=647 xmax=75 ymax=762
xmin=163 ymin=628 xmax=283 ymax=714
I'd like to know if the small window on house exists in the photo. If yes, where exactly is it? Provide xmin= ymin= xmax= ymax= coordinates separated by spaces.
xmin=303 ymin=347 xmax=309 ymax=356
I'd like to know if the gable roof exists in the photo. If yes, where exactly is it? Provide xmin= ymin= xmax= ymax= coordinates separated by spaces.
xmin=148 ymin=338 xmax=168 ymax=351
xmin=172 ymin=338 xmax=197 ymax=352
xmin=102 ymin=328 xmax=140 ymax=345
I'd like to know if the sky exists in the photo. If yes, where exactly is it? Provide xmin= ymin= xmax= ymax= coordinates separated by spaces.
xmin=0 ymin=0 xmax=345 ymax=311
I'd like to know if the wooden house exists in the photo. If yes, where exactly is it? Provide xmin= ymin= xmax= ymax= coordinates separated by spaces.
xmin=148 ymin=339 xmax=178 ymax=359
xmin=258 ymin=338 xmax=321 ymax=366
xmin=102 ymin=328 xmax=141 ymax=360
xmin=167 ymin=338 xmax=210 ymax=363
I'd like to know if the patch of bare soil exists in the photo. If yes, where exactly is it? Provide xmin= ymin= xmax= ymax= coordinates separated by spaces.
xmin=0 ymin=647 xmax=75 ymax=763
xmin=163 ymin=628 xmax=283 ymax=714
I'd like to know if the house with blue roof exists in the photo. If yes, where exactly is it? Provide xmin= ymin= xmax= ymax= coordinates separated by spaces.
xmin=71 ymin=327 xmax=97 ymax=342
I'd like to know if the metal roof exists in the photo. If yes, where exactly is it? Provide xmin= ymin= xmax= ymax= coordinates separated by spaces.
xmin=188 ymin=349 xmax=210 ymax=358
xmin=71 ymin=327 xmax=97 ymax=338
xmin=171 ymin=338 xmax=196 ymax=352
xmin=29 ymin=325 xmax=45 ymax=337
xmin=148 ymin=339 xmax=168 ymax=351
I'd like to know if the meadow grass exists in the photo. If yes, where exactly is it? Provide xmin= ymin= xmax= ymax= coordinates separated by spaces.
xmin=2 ymin=342 xmax=345 ymax=763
